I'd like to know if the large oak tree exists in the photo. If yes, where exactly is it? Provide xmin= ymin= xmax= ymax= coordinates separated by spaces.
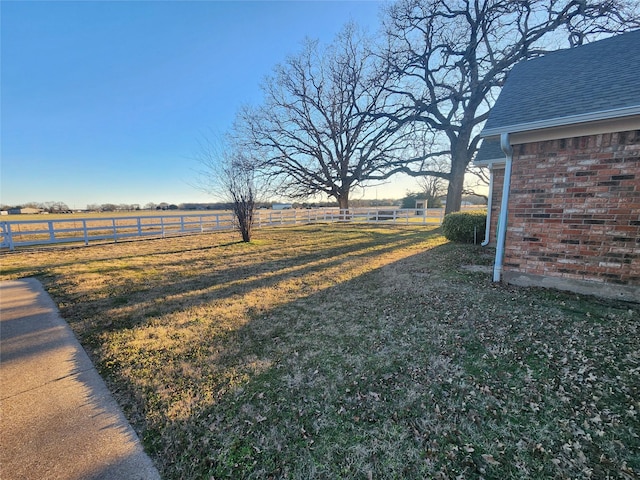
xmin=379 ymin=0 xmax=639 ymax=213
xmin=241 ymin=25 xmax=411 ymax=210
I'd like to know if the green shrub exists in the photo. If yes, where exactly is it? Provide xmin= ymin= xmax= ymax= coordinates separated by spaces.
xmin=442 ymin=210 xmax=487 ymax=243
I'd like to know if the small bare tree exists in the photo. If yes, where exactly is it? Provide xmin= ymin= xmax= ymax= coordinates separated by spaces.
xmin=416 ymin=175 xmax=447 ymax=208
xmin=195 ymin=135 xmax=261 ymax=242
xmin=224 ymin=155 xmax=257 ymax=243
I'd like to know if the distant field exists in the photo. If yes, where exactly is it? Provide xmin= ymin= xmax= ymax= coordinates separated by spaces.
xmin=1 ymin=209 xmax=231 ymax=222
xmin=1 ymin=224 xmax=637 ymax=480
xmin=0 ymin=210 xmax=239 ymax=249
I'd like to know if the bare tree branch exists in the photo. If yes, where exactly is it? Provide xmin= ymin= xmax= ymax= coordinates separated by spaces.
xmin=238 ymin=24 xmax=412 ymax=210
xmin=381 ymin=0 xmax=639 ymax=213
xmin=193 ymin=132 xmax=264 ymax=242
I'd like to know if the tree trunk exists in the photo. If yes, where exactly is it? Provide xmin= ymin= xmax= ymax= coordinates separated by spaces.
xmin=337 ymin=192 xmax=349 ymax=211
xmin=335 ymin=191 xmax=350 ymax=220
xmin=235 ymin=206 xmax=253 ymax=242
xmin=444 ymin=142 xmax=470 ymax=215
xmin=240 ymin=222 xmax=251 ymax=242
xmin=445 ymin=169 xmax=464 ymax=214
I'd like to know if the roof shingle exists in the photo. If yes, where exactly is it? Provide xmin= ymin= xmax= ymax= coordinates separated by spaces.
xmin=481 ymin=30 xmax=640 ymax=136
xmin=474 ymin=138 xmax=504 ymax=164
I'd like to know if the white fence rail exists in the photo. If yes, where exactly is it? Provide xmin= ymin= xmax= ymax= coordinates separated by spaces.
xmin=0 ymin=208 xmax=444 ymax=251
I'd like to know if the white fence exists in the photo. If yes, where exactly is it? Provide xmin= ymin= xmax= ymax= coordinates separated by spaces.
xmin=0 ymin=208 xmax=444 ymax=251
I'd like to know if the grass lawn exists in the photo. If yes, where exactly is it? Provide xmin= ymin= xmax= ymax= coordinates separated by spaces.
xmin=1 ymin=224 xmax=638 ymax=479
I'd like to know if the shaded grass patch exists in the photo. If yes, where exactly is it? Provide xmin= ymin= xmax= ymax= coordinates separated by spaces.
xmin=1 ymin=224 xmax=638 ymax=479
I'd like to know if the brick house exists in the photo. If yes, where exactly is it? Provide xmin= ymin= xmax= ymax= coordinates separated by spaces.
xmin=476 ymin=31 xmax=640 ymax=302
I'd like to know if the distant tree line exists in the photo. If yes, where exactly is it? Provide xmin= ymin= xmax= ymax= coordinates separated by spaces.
xmin=2 ymin=200 xmax=375 ymax=214
xmin=86 ymin=203 xmax=142 ymax=212
xmin=0 ymin=201 xmax=72 ymax=213
xmin=400 ymin=192 xmax=486 ymax=209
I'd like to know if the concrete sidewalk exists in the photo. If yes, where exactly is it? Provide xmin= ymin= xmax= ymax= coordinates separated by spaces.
xmin=0 ymin=278 xmax=160 ymax=480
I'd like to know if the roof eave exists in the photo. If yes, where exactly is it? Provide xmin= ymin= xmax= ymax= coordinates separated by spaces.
xmin=474 ymin=158 xmax=506 ymax=167
xmin=481 ymin=105 xmax=640 ymax=137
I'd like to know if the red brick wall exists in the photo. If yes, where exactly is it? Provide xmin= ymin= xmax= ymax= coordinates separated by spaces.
xmin=496 ymin=130 xmax=639 ymax=288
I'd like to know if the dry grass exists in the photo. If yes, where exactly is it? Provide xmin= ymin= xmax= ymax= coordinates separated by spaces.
xmin=1 ymin=224 xmax=638 ymax=479
xmin=0 ymin=209 xmax=438 ymax=249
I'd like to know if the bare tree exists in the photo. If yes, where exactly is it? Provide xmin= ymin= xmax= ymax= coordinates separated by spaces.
xmin=23 ymin=201 xmax=42 ymax=210
xmin=379 ymin=0 xmax=639 ymax=213
xmin=241 ymin=24 xmax=410 ymax=210
xmin=43 ymin=201 xmax=70 ymax=213
xmin=196 ymin=135 xmax=261 ymax=242
xmin=463 ymin=165 xmax=490 ymax=201
xmin=417 ymin=174 xmax=447 ymax=207
xmin=225 ymin=156 xmax=258 ymax=242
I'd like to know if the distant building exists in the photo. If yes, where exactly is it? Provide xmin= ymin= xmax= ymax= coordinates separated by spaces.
xmin=6 ymin=207 xmax=42 ymax=215
xmin=272 ymin=203 xmax=293 ymax=210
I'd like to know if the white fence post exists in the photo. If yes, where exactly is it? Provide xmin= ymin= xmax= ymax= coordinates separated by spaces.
xmin=83 ymin=220 xmax=89 ymax=246
xmin=48 ymin=221 xmax=55 ymax=242
xmin=8 ymin=223 xmax=14 ymax=251
xmin=0 ymin=222 xmax=14 ymax=251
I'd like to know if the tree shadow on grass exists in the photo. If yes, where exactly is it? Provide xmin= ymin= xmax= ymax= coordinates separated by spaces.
xmin=140 ymin=243 xmax=639 ymax=480
xmin=48 ymin=227 xmax=434 ymax=337
xmin=23 ymin=227 xmax=640 ymax=480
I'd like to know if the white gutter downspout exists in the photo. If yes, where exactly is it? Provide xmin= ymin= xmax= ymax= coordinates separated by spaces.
xmin=481 ymin=164 xmax=494 ymax=246
xmin=493 ymin=132 xmax=513 ymax=282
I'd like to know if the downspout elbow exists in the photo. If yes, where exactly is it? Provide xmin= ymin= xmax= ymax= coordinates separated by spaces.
xmin=500 ymin=132 xmax=514 ymax=157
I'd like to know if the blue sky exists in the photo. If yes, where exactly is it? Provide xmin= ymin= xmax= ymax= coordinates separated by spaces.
xmin=1 ymin=0 xmax=412 ymax=208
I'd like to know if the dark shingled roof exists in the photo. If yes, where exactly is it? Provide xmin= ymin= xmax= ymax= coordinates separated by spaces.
xmin=482 ymin=30 xmax=640 ymax=136
xmin=473 ymin=138 xmax=505 ymax=165
xmin=475 ymin=138 xmax=504 ymax=164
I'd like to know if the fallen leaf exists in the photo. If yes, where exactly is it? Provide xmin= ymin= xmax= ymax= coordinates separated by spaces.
xmin=481 ymin=453 xmax=500 ymax=465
